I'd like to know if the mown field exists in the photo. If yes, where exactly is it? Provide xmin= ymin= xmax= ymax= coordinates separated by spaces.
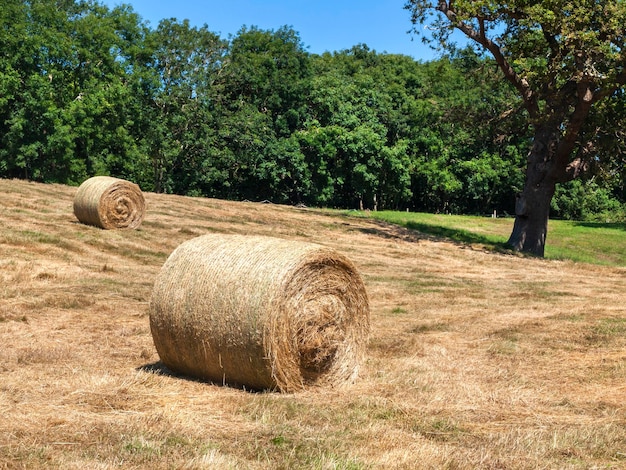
xmin=1 ymin=178 xmax=625 ymax=469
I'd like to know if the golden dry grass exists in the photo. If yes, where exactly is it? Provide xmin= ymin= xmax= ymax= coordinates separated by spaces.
xmin=1 ymin=178 xmax=625 ymax=469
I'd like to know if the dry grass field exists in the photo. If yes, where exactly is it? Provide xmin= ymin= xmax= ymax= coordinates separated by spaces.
xmin=1 ymin=178 xmax=625 ymax=469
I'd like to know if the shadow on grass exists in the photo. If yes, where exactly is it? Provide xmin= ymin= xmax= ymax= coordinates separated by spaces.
xmin=573 ymin=221 xmax=626 ymax=231
xmin=137 ymin=362 xmax=267 ymax=393
xmin=138 ymin=361 xmax=174 ymax=376
xmin=405 ymin=221 xmax=509 ymax=249
xmin=355 ymin=217 xmax=511 ymax=252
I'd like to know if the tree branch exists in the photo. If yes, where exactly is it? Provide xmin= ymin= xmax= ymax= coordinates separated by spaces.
xmin=436 ymin=1 xmax=539 ymax=118
xmin=542 ymin=28 xmax=561 ymax=62
xmin=592 ymin=68 xmax=626 ymax=103
xmin=553 ymin=81 xmax=595 ymax=178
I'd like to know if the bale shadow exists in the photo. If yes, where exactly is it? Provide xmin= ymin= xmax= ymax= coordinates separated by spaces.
xmin=137 ymin=361 xmax=174 ymax=376
xmin=136 ymin=362 xmax=268 ymax=393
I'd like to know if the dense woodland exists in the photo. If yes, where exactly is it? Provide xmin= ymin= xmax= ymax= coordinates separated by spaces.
xmin=1 ymin=0 xmax=625 ymax=219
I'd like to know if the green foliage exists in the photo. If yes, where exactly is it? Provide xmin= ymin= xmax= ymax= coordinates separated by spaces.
xmin=147 ymin=18 xmax=227 ymax=194
xmin=551 ymin=180 xmax=626 ymax=222
xmin=408 ymin=49 xmax=528 ymax=214
xmin=0 ymin=0 xmax=623 ymax=222
xmin=0 ymin=0 xmax=153 ymax=185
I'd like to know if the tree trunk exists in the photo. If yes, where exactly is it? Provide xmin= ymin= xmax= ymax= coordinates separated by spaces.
xmin=507 ymin=180 xmax=555 ymax=256
xmin=507 ymin=127 xmax=559 ymax=257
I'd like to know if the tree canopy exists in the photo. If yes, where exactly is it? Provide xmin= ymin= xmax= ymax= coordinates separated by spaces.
xmin=1 ymin=0 xmax=625 ymax=233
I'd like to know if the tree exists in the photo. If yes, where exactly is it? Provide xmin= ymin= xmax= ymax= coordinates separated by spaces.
xmin=214 ymin=26 xmax=312 ymax=203
xmin=405 ymin=1 xmax=626 ymax=256
xmin=0 ymin=0 xmax=153 ymax=186
xmin=408 ymin=51 xmax=527 ymax=214
xmin=299 ymin=46 xmax=414 ymax=210
xmin=148 ymin=19 xmax=227 ymax=194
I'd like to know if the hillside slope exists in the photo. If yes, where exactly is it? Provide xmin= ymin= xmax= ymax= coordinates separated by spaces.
xmin=1 ymin=178 xmax=625 ymax=469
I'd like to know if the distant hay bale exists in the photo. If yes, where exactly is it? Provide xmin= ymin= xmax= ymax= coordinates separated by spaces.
xmin=149 ymin=234 xmax=370 ymax=392
xmin=73 ymin=176 xmax=145 ymax=229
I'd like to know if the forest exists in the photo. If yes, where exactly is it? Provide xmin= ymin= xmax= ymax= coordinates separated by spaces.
xmin=1 ymin=0 xmax=625 ymax=220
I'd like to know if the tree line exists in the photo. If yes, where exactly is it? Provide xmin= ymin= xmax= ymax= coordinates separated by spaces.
xmin=1 ymin=0 xmax=624 ymax=221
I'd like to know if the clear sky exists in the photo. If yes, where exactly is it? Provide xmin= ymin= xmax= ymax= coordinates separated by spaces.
xmin=100 ymin=0 xmax=441 ymax=61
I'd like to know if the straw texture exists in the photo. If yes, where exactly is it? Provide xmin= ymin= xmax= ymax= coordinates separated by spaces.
xmin=73 ymin=176 xmax=145 ymax=229
xmin=149 ymin=234 xmax=370 ymax=392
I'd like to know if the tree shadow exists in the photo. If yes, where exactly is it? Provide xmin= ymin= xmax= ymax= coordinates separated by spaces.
xmin=352 ymin=221 xmax=426 ymax=243
xmin=573 ymin=221 xmax=626 ymax=231
xmin=405 ymin=221 xmax=509 ymax=249
xmin=353 ymin=217 xmax=511 ymax=252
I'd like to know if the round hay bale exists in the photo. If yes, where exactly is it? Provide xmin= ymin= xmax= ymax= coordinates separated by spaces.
xmin=73 ymin=176 xmax=145 ymax=229
xmin=149 ymin=234 xmax=370 ymax=392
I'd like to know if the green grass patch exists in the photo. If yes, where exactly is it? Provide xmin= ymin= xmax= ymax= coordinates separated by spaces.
xmin=412 ymin=418 xmax=467 ymax=443
xmin=406 ymin=275 xmax=479 ymax=295
xmin=84 ymin=238 xmax=169 ymax=264
xmin=585 ymin=318 xmax=626 ymax=346
xmin=0 ymin=230 xmax=78 ymax=251
xmin=410 ymin=322 xmax=450 ymax=334
xmin=391 ymin=306 xmax=408 ymax=314
xmin=545 ymin=221 xmax=626 ymax=265
xmin=508 ymin=282 xmax=572 ymax=301
xmin=339 ymin=210 xmax=626 ymax=266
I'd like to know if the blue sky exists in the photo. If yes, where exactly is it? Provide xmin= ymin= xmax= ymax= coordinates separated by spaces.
xmin=100 ymin=0 xmax=441 ymax=61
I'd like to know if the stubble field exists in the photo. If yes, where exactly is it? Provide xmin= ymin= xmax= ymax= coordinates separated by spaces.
xmin=1 ymin=178 xmax=625 ymax=469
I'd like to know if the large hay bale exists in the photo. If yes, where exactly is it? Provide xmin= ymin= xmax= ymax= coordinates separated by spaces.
xmin=149 ymin=234 xmax=370 ymax=392
xmin=73 ymin=176 xmax=145 ymax=229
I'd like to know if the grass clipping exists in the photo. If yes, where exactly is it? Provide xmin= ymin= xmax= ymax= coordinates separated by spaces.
xmin=73 ymin=176 xmax=145 ymax=229
xmin=149 ymin=234 xmax=370 ymax=392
